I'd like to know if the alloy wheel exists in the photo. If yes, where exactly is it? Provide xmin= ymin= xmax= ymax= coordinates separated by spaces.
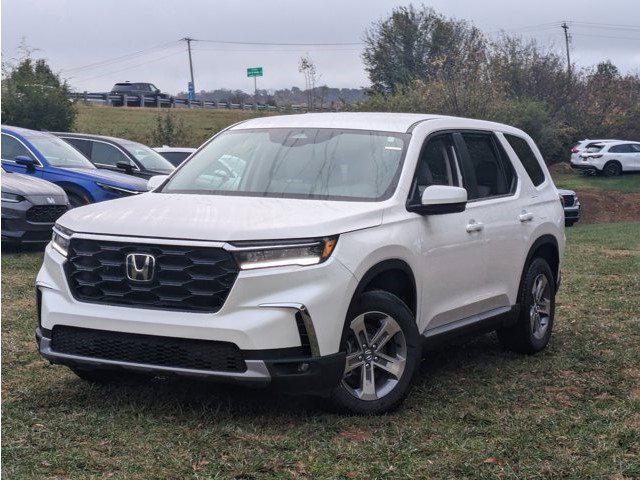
xmin=342 ymin=311 xmax=407 ymax=401
xmin=530 ymin=274 xmax=551 ymax=340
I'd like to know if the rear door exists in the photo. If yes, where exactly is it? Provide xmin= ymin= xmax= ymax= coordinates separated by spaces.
xmin=454 ymin=131 xmax=523 ymax=312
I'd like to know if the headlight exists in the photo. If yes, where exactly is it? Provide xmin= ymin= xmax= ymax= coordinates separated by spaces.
xmin=2 ymin=192 xmax=25 ymax=203
xmin=51 ymin=224 xmax=73 ymax=257
xmin=229 ymin=236 xmax=338 ymax=270
xmin=95 ymin=182 xmax=140 ymax=196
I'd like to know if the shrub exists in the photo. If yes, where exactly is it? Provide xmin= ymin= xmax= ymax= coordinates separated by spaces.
xmin=1 ymin=57 xmax=76 ymax=131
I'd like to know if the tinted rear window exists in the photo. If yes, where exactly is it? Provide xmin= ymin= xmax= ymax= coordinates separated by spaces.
xmin=504 ymin=134 xmax=545 ymax=186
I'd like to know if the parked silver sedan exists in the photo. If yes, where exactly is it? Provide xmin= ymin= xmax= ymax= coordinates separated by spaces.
xmin=1 ymin=169 xmax=69 ymax=246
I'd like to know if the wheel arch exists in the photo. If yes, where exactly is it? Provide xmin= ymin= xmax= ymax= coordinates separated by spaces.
xmin=348 ymin=259 xmax=417 ymax=317
xmin=520 ymin=235 xmax=560 ymax=290
xmin=56 ymin=181 xmax=94 ymax=204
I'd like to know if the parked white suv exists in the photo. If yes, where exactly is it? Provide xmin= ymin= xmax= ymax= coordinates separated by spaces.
xmin=572 ymin=140 xmax=640 ymax=176
xmin=570 ymin=139 xmax=619 ymax=164
xmin=36 ymin=113 xmax=565 ymax=414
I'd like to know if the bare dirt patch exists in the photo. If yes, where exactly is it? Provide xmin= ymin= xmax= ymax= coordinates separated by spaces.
xmin=576 ymin=190 xmax=640 ymax=224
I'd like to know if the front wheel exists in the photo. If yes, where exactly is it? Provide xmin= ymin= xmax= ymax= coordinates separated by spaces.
xmin=329 ymin=290 xmax=421 ymax=414
xmin=498 ymin=257 xmax=556 ymax=354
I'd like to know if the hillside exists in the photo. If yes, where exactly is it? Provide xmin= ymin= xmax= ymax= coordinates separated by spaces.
xmin=72 ymin=104 xmax=270 ymax=148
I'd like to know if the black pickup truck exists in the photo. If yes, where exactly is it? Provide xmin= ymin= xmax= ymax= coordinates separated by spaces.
xmin=109 ymin=82 xmax=172 ymax=107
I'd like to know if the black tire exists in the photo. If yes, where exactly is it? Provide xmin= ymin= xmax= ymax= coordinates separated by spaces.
xmin=70 ymin=367 xmax=151 ymax=384
xmin=603 ymin=161 xmax=622 ymax=177
xmin=497 ymin=257 xmax=556 ymax=354
xmin=66 ymin=191 xmax=89 ymax=208
xmin=329 ymin=290 xmax=422 ymax=415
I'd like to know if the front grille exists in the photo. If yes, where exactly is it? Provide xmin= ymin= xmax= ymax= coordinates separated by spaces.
xmin=562 ymin=194 xmax=575 ymax=207
xmin=26 ymin=205 xmax=68 ymax=223
xmin=65 ymin=238 xmax=239 ymax=312
xmin=51 ymin=325 xmax=246 ymax=372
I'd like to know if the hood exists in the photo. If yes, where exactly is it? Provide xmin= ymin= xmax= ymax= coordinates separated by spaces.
xmin=1 ymin=172 xmax=67 ymax=201
xmin=65 ymin=168 xmax=148 ymax=191
xmin=57 ymin=192 xmax=385 ymax=241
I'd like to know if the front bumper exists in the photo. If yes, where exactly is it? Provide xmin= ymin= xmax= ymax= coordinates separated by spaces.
xmin=564 ymin=203 xmax=580 ymax=226
xmin=1 ymin=200 xmax=66 ymax=244
xmin=37 ymin=234 xmax=358 ymax=355
xmin=36 ymin=326 xmax=345 ymax=393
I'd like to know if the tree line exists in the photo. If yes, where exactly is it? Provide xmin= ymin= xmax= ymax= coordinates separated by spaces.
xmin=357 ymin=5 xmax=640 ymax=163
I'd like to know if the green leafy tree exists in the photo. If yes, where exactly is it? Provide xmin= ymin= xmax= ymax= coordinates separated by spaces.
xmin=2 ymin=55 xmax=76 ymax=131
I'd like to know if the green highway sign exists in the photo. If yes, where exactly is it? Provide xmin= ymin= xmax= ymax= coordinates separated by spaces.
xmin=247 ymin=67 xmax=263 ymax=77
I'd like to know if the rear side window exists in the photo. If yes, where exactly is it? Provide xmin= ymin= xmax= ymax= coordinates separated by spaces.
xmin=64 ymin=138 xmax=93 ymax=158
xmin=160 ymin=151 xmax=191 ymax=165
xmin=459 ymin=132 xmax=516 ymax=200
xmin=504 ymin=134 xmax=546 ymax=186
xmin=609 ymin=144 xmax=633 ymax=153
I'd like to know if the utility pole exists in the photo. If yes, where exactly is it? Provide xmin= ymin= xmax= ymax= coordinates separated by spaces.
xmin=561 ymin=22 xmax=571 ymax=75
xmin=182 ymin=37 xmax=196 ymax=103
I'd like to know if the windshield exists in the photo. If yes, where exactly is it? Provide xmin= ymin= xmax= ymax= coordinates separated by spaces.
xmin=160 ymin=128 xmax=408 ymax=201
xmin=121 ymin=141 xmax=174 ymax=173
xmin=29 ymin=136 xmax=96 ymax=168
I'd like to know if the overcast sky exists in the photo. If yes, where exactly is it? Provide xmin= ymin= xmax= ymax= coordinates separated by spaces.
xmin=2 ymin=0 xmax=639 ymax=94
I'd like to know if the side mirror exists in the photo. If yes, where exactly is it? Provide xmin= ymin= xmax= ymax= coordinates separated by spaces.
xmin=408 ymin=185 xmax=467 ymax=215
xmin=116 ymin=161 xmax=133 ymax=172
xmin=14 ymin=155 xmax=36 ymax=171
xmin=147 ymin=175 xmax=167 ymax=191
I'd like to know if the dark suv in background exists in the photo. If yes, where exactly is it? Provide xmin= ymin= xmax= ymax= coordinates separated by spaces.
xmin=109 ymin=82 xmax=171 ymax=107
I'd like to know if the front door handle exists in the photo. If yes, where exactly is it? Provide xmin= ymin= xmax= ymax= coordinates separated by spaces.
xmin=466 ymin=220 xmax=484 ymax=233
xmin=519 ymin=212 xmax=534 ymax=223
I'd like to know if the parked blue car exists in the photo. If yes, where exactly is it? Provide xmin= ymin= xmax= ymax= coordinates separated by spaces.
xmin=1 ymin=126 xmax=148 ymax=207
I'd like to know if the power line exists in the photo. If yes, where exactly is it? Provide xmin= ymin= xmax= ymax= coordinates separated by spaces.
xmin=568 ymin=21 xmax=640 ymax=31
xmin=60 ymin=41 xmax=179 ymax=74
xmin=572 ymin=32 xmax=640 ymax=41
xmin=71 ymin=50 xmax=183 ymax=83
xmin=192 ymin=38 xmax=364 ymax=46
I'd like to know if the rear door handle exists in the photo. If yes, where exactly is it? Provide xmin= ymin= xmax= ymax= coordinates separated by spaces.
xmin=466 ymin=220 xmax=484 ymax=233
xmin=519 ymin=212 xmax=534 ymax=223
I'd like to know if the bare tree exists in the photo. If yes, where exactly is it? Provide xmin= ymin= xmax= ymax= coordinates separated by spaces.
xmin=298 ymin=56 xmax=318 ymax=110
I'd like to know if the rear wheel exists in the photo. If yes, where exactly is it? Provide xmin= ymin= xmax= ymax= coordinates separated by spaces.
xmin=329 ymin=290 xmax=421 ymax=414
xmin=498 ymin=257 xmax=555 ymax=354
xmin=603 ymin=161 xmax=622 ymax=177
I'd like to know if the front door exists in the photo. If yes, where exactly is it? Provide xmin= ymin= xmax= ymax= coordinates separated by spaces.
xmin=411 ymin=133 xmax=490 ymax=333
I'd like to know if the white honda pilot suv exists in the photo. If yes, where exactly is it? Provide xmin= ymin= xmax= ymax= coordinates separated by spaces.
xmin=37 ymin=113 xmax=565 ymax=414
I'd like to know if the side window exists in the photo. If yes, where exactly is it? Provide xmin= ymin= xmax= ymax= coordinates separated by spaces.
xmin=65 ymin=138 xmax=92 ymax=158
xmin=408 ymin=134 xmax=460 ymax=204
xmin=631 ymin=144 xmax=640 ymax=153
xmin=504 ymin=134 xmax=546 ymax=186
xmin=414 ymin=134 xmax=459 ymax=192
xmin=460 ymin=132 xmax=516 ymax=200
xmin=1 ymin=134 xmax=36 ymax=161
xmin=91 ymin=142 xmax=132 ymax=167
xmin=610 ymin=144 xmax=632 ymax=153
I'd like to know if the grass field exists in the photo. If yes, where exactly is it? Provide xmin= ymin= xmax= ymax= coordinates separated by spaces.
xmin=2 ymin=222 xmax=639 ymax=479
xmin=550 ymin=164 xmax=640 ymax=194
xmin=73 ymin=104 xmax=269 ymax=147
